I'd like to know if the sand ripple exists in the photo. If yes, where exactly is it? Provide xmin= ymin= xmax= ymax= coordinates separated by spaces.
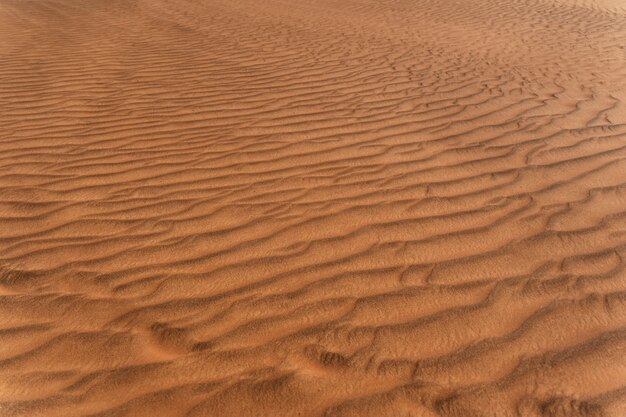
xmin=0 ymin=0 xmax=626 ymax=415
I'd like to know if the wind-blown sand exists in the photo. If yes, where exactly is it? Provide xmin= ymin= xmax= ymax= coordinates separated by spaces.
xmin=1 ymin=0 xmax=626 ymax=416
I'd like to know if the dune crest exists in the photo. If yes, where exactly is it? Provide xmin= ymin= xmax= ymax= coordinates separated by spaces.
xmin=1 ymin=0 xmax=626 ymax=416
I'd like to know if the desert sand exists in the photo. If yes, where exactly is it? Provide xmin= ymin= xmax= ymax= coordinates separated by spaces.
xmin=0 ymin=0 xmax=626 ymax=415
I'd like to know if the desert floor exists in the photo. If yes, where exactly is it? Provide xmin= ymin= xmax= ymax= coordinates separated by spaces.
xmin=1 ymin=0 xmax=626 ymax=416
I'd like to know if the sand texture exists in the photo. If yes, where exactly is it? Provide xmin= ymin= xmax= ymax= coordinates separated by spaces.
xmin=1 ymin=0 xmax=626 ymax=415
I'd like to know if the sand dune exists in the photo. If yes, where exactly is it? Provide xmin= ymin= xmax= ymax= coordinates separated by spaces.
xmin=0 ymin=0 xmax=625 ymax=415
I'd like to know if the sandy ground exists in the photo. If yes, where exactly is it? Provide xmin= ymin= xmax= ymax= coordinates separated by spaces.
xmin=0 ymin=0 xmax=626 ymax=416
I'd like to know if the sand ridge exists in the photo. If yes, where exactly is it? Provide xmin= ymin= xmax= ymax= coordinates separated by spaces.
xmin=0 ymin=0 xmax=626 ymax=416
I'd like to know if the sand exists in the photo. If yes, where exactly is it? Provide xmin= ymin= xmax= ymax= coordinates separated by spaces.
xmin=0 ymin=0 xmax=626 ymax=415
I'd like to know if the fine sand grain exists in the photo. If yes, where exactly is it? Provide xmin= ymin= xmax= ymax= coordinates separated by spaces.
xmin=1 ymin=0 xmax=626 ymax=416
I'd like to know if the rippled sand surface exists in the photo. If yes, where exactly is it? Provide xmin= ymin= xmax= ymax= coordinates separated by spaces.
xmin=1 ymin=0 xmax=626 ymax=416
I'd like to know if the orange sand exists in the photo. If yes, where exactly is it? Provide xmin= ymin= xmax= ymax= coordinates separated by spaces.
xmin=1 ymin=0 xmax=626 ymax=416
